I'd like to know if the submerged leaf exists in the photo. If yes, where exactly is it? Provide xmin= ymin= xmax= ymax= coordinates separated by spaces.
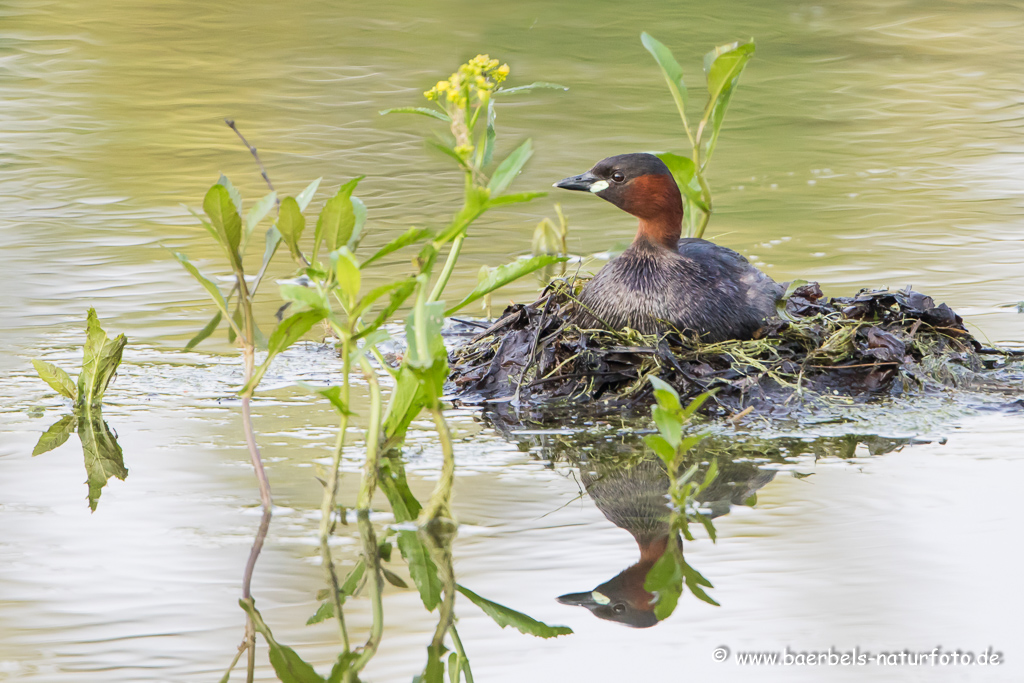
xmin=31 ymin=359 xmax=77 ymax=400
xmin=240 ymin=599 xmax=326 ymax=683
xmin=456 ymin=584 xmax=573 ymax=638
xmin=78 ymin=411 xmax=127 ymax=511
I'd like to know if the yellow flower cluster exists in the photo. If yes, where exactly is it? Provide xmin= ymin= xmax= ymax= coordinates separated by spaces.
xmin=424 ymin=54 xmax=510 ymax=108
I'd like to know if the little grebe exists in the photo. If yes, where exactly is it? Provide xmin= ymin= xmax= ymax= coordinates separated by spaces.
xmin=555 ymin=153 xmax=781 ymax=342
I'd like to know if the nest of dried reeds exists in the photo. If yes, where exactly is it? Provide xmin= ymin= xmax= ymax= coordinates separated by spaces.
xmin=447 ymin=277 xmax=992 ymax=415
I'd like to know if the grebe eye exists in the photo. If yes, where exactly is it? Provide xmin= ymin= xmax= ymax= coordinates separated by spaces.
xmin=612 ymin=603 xmax=627 ymax=614
xmin=611 ymin=171 xmax=625 ymax=183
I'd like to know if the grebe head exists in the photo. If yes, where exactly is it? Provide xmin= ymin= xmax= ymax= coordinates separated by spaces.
xmin=555 ymin=153 xmax=684 ymax=248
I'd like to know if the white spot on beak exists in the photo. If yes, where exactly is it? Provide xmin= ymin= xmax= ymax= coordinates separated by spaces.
xmin=589 ymin=180 xmax=609 ymax=194
xmin=591 ymin=591 xmax=611 ymax=605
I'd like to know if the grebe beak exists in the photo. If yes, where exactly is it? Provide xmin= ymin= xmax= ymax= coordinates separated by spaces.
xmin=554 ymin=171 xmax=602 ymax=192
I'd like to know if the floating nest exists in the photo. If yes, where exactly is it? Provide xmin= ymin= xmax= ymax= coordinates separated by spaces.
xmin=447 ymin=278 xmax=1015 ymax=416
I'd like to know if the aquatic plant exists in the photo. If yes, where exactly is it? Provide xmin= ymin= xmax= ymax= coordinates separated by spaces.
xmin=641 ymin=33 xmax=755 ymax=238
xmin=642 ymin=379 xmax=719 ymax=616
xmin=31 ymin=308 xmax=128 ymax=510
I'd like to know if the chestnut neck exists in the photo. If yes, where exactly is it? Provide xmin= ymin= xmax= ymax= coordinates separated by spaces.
xmin=624 ymin=174 xmax=684 ymax=250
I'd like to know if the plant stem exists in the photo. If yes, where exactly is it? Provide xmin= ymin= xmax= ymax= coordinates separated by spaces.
xmin=218 ymin=639 xmax=248 ymax=683
xmin=450 ymin=625 xmax=475 ymax=683
xmin=356 ymin=355 xmax=383 ymax=509
xmin=319 ymin=335 xmax=352 ymax=651
xmin=428 ymin=233 xmax=465 ymax=303
xmin=226 ymin=119 xmax=280 ymax=208
xmin=346 ymin=510 xmax=384 ymax=682
xmin=423 ymin=401 xmax=455 ymax=521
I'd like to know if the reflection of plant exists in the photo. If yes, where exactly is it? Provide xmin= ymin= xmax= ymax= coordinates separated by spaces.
xmin=642 ymin=33 xmax=755 ymax=239
xmin=642 ymin=378 xmax=720 ymax=618
xmin=31 ymin=309 xmax=128 ymax=510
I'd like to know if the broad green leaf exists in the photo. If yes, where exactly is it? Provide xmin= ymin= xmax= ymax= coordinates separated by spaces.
xmin=78 ymin=411 xmax=127 ymax=511
xmin=702 ymin=40 xmax=755 ymax=165
xmin=644 ymin=434 xmax=676 ymax=466
xmin=184 ymin=311 xmax=222 ymax=350
xmin=405 ymin=301 xmax=446 ymax=370
xmin=397 ymin=531 xmax=442 ymax=611
xmin=243 ymin=310 xmax=326 ymax=393
xmin=277 ymin=196 xmax=306 ymax=263
xmin=445 ymin=255 xmax=565 ymax=315
xmin=302 ymin=384 xmax=350 ymax=415
xmin=295 ymin=177 xmax=322 ymax=212
xmin=378 ymin=452 xmax=423 ymax=522
xmin=678 ymin=432 xmax=708 ymax=457
xmin=32 ymin=415 xmax=77 ymax=456
xmin=32 ymin=359 xmax=77 ymax=400
xmin=697 ymin=458 xmax=719 ymax=496
xmin=173 ymin=253 xmax=240 ymax=336
xmin=456 ymin=584 xmax=573 ymax=638
xmin=240 ymin=599 xmax=326 ymax=683
xmin=280 ymin=283 xmax=328 ymax=312
xmin=487 ymin=138 xmax=533 ymax=197
xmin=203 ymin=184 xmax=243 ymax=268
xmin=697 ymin=512 xmax=717 ymax=542
xmin=361 ymin=227 xmax=431 ymax=267
xmin=217 ymin=174 xmax=243 ymax=215
xmin=495 ymin=81 xmax=568 ymax=95
xmin=681 ymin=558 xmax=719 ymax=606
xmin=381 ymin=365 xmax=426 ymax=448
xmin=313 ymin=178 xmax=362 ymax=261
xmin=382 ymin=566 xmax=408 ymax=588
xmin=655 ymin=152 xmax=707 ymax=211
xmin=243 ymin=191 xmax=277 ymax=250
xmin=379 ymin=106 xmax=450 ymax=121
xmin=332 ymin=248 xmax=361 ymax=306
xmin=652 ymin=406 xmax=681 ymax=448
xmin=644 ymin=549 xmax=683 ymax=620
xmin=436 ymin=186 xmax=490 ymax=244
xmin=641 ymin=33 xmax=689 ymax=123
xmin=648 ymin=375 xmax=682 ymax=412
xmin=77 ymin=309 xmax=126 ymax=408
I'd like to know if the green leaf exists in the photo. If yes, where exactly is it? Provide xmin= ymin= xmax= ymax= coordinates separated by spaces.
xmin=436 ymin=186 xmax=490 ymax=244
xmin=78 ymin=411 xmax=127 ymax=511
xmin=678 ymin=432 xmax=708 ymax=457
xmin=217 ymin=174 xmax=243 ymax=216
xmin=354 ymin=279 xmax=417 ymax=340
xmin=77 ymin=309 xmax=125 ymax=408
xmin=185 ymin=311 xmax=222 ymax=350
xmin=332 ymin=248 xmax=361 ymax=306
xmin=655 ymin=152 xmax=707 ymax=211
xmin=382 ymin=365 xmax=427 ymax=448
xmin=641 ymin=33 xmax=689 ymax=123
xmin=482 ymin=99 xmax=497 ymax=166
xmin=240 ymin=599 xmax=326 ymax=683
xmin=648 ymin=376 xmax=682 ymax=412
xmin=253 ymin=226 xmax=283 ymax=293
xmin=644 ymin=434 xmax=676 ymax=466
xmin=361 ymin=227 xmax=431 ymax=268
xmin=280 ymin=283 xmax=328 ymax=312
xmin=701 ymin=40 xmax=755 ymax=165
xmin=644 ymin=549 xmax=683 ymax=620
xmin=243 ymin=310 xmax=326 ymax=393
xmin=382 ymin=566 xmax=409 ymax=588
xmin=485 ymin=191 xmax=547 ymax=208
xmin=32 ymin=359 xmax=77 ymax=400
xmin=380 ymin=106 xmax=450 ymax=121
xmin=697 ymin=512 xmax=717 ymax=543
xmin=456 ymin=584 xmax=573 ymax=638
xmin=244 ymin=191 xmax=277 ymax=250
xmin=681 ymin=558 xmax=719 ymax=606
xmin=32 ymin=415 xmax=77 ymax=456
xmin=295 ymin=177 xmax=322 ymax=212
xmin=348 ymin=197 xmax=368 ymax=251
xmin=427 ymin=139 xmax=470 ymax=170
xmin=203 ymin=184 xmax=243 ymax=268
xmin=652 ymin=406 xmax=681 ymax=448
xmin=445 ymin=255 xmax=565 ymax=315
xmin=277 ymin=196 xmax=306 ymax=264
xmin=487 ymin=139 xmax=533 ymax=197
xmin=173 ymin=252 xmax=240 ymax=337
xmin=405 ymin=300 xmax=446 ymax=370
xmin=398 ymin=531 xmax=442 ymax=611
xmin=313 ymin=178 xmax=363 ymax=261
xmin=306 ymin=560 xmax=365 ymax=624
xmin=495 ymin=81 xmax=568 ymax=95
xmin=679 ymin=389 xmax=716 ymax=422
